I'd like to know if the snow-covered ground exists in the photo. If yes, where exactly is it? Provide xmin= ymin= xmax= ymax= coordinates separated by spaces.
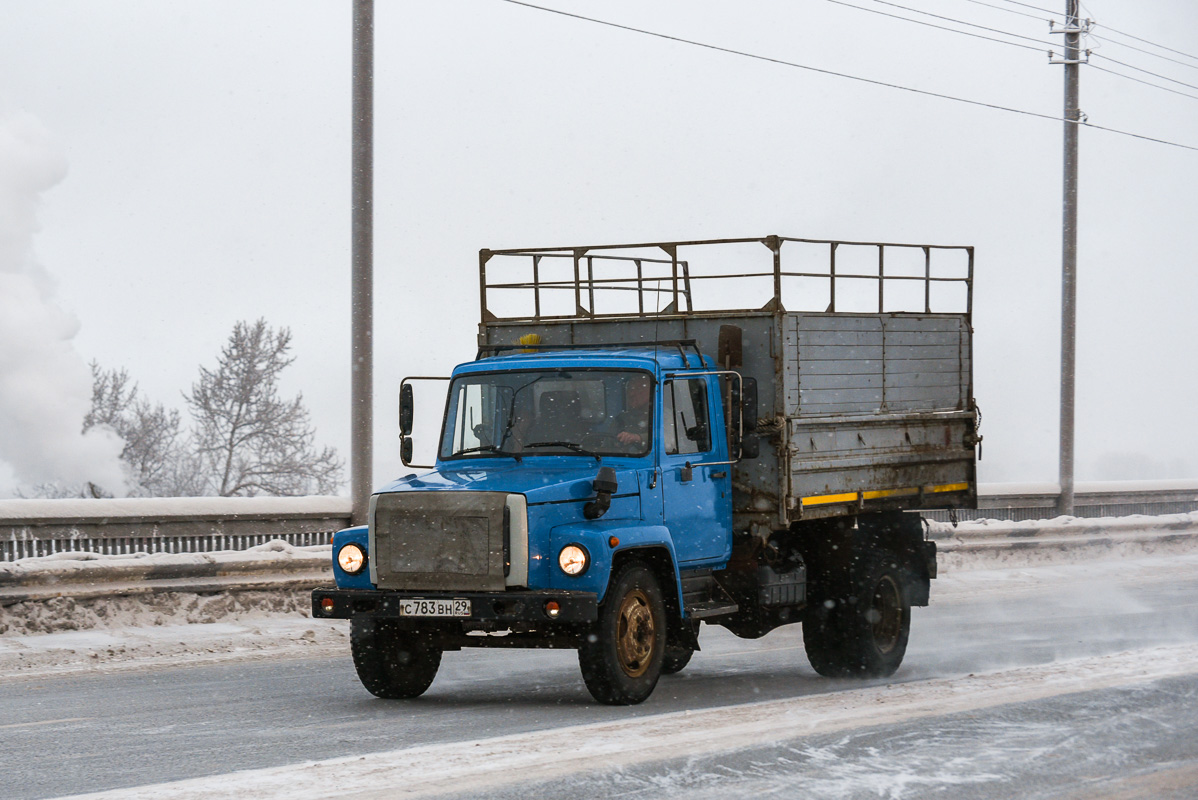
xmin=45 ymin=641 xmax=1198 ymax=800
xmin=1 ymin=513 xmax=1195 ymax=683
xmin=2 ymin=515 xmax=1196 ymax=800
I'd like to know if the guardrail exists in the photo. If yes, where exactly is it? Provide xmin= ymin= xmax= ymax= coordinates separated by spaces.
xmin=0 ymin=496 xmax=351 ymax=562
xmin=2 ymin=482 xmax=1196 ymax=562
xmin=923 ymin=480 xmax=1198 ymax=522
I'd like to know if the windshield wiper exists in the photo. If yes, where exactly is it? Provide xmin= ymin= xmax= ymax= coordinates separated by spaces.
xmin=522 ymin=441 xmax=601 ymax=462
xmin=454 ymin=444 xmax=523 ymax=462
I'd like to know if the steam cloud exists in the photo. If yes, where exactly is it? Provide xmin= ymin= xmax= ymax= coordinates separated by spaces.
xmin=0 ymin=111 xmax=127 ymax=497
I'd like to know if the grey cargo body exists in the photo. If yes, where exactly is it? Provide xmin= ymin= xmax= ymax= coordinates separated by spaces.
xmin=477 ymin=236 xmax=978 ymax=531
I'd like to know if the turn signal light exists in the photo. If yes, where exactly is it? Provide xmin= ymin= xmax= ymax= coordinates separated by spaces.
xmin=544 ymin=600 xmax=561 ymax=619
xmin=320 ymin=597 xmax=335 ymax=614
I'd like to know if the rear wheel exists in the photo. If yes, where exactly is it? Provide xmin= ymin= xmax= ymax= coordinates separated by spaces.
xmin=802 ymin=552 xmax=911 ymax=678
xmin=350 ymin=618 xmax=442 ymax=699
xmin=578 ymin=562 xmax=666 ymax=705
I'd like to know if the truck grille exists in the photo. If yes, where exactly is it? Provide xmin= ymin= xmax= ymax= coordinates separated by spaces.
xmin=370 ymin=491 xmax=509 ymax=591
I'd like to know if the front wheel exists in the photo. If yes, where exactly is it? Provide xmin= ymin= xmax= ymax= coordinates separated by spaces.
xmin=350 ymin=618 xmax=442 ymax=699
xmin=802 ymin=552 xmax=911 ymax=678
xmin=578 ymin=562 xmax=666 ymax=705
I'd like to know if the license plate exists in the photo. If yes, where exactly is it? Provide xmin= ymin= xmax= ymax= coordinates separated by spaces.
xmin=399 ymin=598 xmax=471 ymax=618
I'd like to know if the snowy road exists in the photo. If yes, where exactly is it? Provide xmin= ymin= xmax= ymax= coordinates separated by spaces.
xmin=3 ymin=552 xmax=1198 ymax=799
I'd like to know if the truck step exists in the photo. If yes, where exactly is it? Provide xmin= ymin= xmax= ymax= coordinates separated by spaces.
xmin=686 ymin=600 xmax=739 ymax=619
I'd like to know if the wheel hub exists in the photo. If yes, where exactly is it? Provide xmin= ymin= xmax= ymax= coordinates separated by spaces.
xmin=869 ymin=574 xmax=903 ymax=654
xmin=615 ymin=588 xmax=655 ymax=677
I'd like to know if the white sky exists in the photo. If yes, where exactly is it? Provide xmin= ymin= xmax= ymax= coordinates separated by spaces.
xmin=1 ymin=0 xmax=1196 ymax=494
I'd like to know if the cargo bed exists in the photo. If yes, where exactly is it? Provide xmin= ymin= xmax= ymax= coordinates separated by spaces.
xmin=476 ymin=235 xmax=979 ymax=530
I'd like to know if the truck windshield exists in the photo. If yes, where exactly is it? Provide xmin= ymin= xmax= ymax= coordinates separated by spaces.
xmin=440 ymin=369 xmax=653 ymax=460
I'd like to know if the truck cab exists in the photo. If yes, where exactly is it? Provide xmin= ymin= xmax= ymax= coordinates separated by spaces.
xmin=313 ymin=235 xmax=977 ymax=705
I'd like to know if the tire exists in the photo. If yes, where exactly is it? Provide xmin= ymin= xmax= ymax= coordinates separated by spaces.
xmin=350 ymin=618 xmax=442 ymax=699
xmin=578 ymin=562 xmax=667 ymax=705
xmin=802 ymin=552 xmax=911 ymax=678
xmin=662 ymin=619 xmax=699 ymax=675
xmin=661 ymin=645 xmax=694 ymax=675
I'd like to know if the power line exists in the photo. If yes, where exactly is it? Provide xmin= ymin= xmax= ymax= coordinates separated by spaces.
xmin=840 ymin=0 xmax=1198 ymax=97
xmin=1091 ymin=22 xmax=1198 ymax=65
xmin=497 ymin=0 xmax=1198 ymax=153
xmin=839 ymin=0 xmax=1059 ymax=49
xmin=989 ymin=0 xmax=1059 ymax=14
xmin=1089 ymin=63 xmax=1198 ymax=103
xmin=824 ymin=0 xmax=1049 ymax=53
xmin=950 ymin=0 xmax=1060 ymax=24
xmin=988 ymin=0 xmax=1198 ymax=68
xmin=836 ymin=0 xmax=1198 ymax=101
xmin=1091 ymin=52 xmax=1198 ymax=93
xmin=1089 ymin=33 xmax=1198 ymax=73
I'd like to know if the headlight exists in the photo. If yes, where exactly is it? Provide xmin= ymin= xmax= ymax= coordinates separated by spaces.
xmin=337 ymin=543 xmax=367 ymax=575
xmin=558 ymin=544 xmax=589 ymax=576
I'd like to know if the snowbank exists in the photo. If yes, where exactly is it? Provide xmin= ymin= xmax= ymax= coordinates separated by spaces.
xmin=927 ymin=509 xmax=1198 ymax=539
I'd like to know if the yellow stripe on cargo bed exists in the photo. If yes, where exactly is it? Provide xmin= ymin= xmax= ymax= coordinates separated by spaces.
xmin=800 ymin=482 xmax=970 ymax=507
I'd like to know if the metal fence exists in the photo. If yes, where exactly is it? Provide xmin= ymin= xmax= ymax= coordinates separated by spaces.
xmin=923 ymin=481 xmax=1198 ymax=523
xmin=1 ymin=497 xmax=352 ymax=562
xmin=3 ymin=484 xmax=1196 ymax=562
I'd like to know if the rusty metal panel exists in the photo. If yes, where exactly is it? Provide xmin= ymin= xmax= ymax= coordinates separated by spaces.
xmin=783 ymin=311 xmax=973 ymax=513
xmin=787 ymin=411 xmax=977 ymax=518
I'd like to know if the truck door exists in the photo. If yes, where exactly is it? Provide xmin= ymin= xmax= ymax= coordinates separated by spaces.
xmin=660 ymin=376 xmax=732 ymax=565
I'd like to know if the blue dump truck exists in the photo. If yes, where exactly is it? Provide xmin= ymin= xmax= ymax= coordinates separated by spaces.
xmin=313 ymin=236 xmax=980 ymax=705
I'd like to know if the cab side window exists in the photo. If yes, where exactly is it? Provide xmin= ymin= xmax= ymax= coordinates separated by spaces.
xmin=663 ymin=378 xmax=712 ymax=455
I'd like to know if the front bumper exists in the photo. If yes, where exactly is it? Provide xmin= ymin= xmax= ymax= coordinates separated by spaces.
xmin=311 ymin=587 xmax=598 ymax=625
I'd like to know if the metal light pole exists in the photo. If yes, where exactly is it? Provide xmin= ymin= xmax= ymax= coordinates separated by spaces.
xmin=1055 ymin=0 xmax=1083 ymax=516
xmin=351 ymin=0 xmax=374 ymax=525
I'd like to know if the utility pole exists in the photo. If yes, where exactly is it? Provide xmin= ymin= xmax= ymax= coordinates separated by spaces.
xmin=1053 ymin=1 xmax=1084 ymax=516
xmin=351 ymin=0 xmax=374 ymax=525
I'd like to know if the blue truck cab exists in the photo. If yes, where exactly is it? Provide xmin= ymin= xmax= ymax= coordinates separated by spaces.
xmin=313 ymin=236 xmax=978 ymax=705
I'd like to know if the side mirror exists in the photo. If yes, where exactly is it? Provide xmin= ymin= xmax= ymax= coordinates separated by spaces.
xmin=400 ymin=437 xmax=414 ymax=466
xmin=399 ymin=383 xmax=414 ymax=436
xmin=584 ymin=466 xmax=618 ymax=520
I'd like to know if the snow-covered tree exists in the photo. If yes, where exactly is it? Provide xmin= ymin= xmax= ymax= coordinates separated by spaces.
xmin=186 ymin=319 xmax=342 ymax=496
xmin=84 ymin=362 xmax=195 ymax=496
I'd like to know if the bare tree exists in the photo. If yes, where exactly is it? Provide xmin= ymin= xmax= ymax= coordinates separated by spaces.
xmin=84 ymin=362 xmax=192 ymax=496
xmin=186 ymin=319 xmax=342 ymax=496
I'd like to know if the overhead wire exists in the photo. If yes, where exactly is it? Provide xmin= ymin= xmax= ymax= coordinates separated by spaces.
xmin=834 ymin=0 xmax=1060 ymax=49
xmin=496 ymin=0 xmax=1198 ymax=153
xmin=949 ymin=0 xmax=1060 ymax=25
xmin=989 ymin=0 xmax=1063 ymax=15
xmin=1090 ymin=52 xmax=1198 ymax=93
xmin=1088 ymin=34 xmax=1198 ymax=73
xmin=832 ymin=0 xmax=1198 ymax=100
xmin=984 ymin=0 xmax=1198 ymax=67
xmin=948 ymin=0 xmax=1198 ymax=74
xmin=1090 ymin=22 xmax=1198 ymax=65
xmin=1088 ymin=64 xmax=1198 ymax=103
xmin=823 ymin=0 xmax=1050 ymax=53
